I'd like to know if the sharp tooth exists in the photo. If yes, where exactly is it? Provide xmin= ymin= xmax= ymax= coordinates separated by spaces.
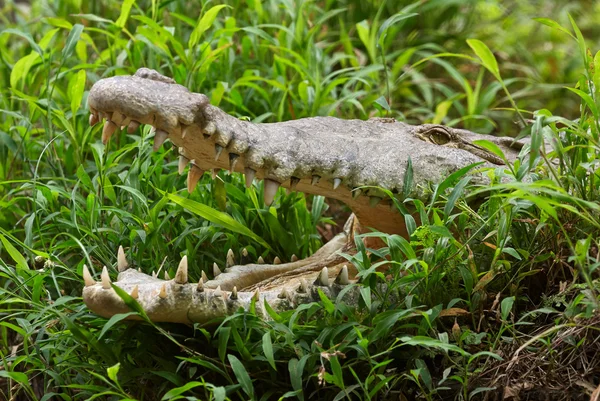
xmin=158 ymin=283 xmax=167 ymax=299
xmin=214 ymin=286 xmax=222 ymax=297
xmin=214 ymin=144 xmax=223 ymax=160
xmin=263 ymin=179 xmax=280 ymax=205
xmin=130 ymin=285 xmax=139 ymax=299
xmin=117 ymin=245 xmax=128 ymax=272
xmin=197 ymin=277 xmax=204 ymax=292
xmin=164 ymin=271 xmax=170 ymax=280
xmin=213 ymin=263 xmax=221 ymax=277
xmin=253 ymin=289 xmax=260 ymax=301
xmin=111 ymin=112 xmax=125 ymax=125
xmin=83 ymin=264 xmax=95 ymax=287
xmin=138 ymin=268 xmax=141 ymax=273
xmin=278 ymin=288 xmax=290 ymax=299
xmin=273 ymin=256 xmax=281 ymax=265
xmin=101 ymin=266 xmax=111 ymax=289
xmin=226 ymin=249 xmax=235 ymax=268
xmin=187 ymin=163 xmax=204 ymax=193
xmin=153 ymin=129 xmax=168 ymax=151
xmin=369 ymin=196 xmax=382 ymax=207
xmin=121 ymin=117 xmax=131 ymax=127
xmin=242 ymin=248 xmax=248 ymax=257
xmin=178 ymin=150 xmax=190 ymax=175
xmin=333 ymin=178 xmax=342 ymax=189
xmin=201 ymin=270 xmax=209 ymax=283
xmin=244 ymin=168 xmax=256 ymax=188
xmin=152 ymin=270 xmax=157 ymax=278
xmin=315 ymin=266 xmax=329 ymax=286
xmin=102 ymin=121 xmax=118 ymax=144
xmin=127 ymin=121 xmax=140 ymax=134
xmin=298 ymin=278 xmax=308 ymax=293
xmin=352 ymin=188 xmax=362 ymax=200
xmin=182 ymin=125 xmax=191 ymax=139
xmin=290 ymin=177 xmax=300 ymax=190
xmin=229 ymin=153 xmax=239 ymax=171
xmin=174 ymin=255 xmax=188 ymax=284
xmin=89 ymin=114 xmax=98 ymax=126
xmin=231 ymin=286 xmax=238 ymax=300
xmin=204 ymin=121 xmax=216 ymax=137
xmin=257 ymin=256 xmax=265 ymax=264
xmin=336 ymin=265 xmax=350 ymax=285
xmin=311 ymin=175 xmax=320 ymax=185
xmin=291 ymin=254 xmax=298 ymax=262
xmin=211 ymin=169 xmax=219 ymax=179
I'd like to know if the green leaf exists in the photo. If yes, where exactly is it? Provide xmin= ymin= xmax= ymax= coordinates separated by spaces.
xmin=500 ymin=296 xmax=515 ymax=321
xmin=115 ymin=0 xmax=135 ymax=28
xmin=107 ymin=363 xmax=120 ymax=383
xmin=0 ymin=233 xmax=28 ymax=269
xmin=318 ymin=288 xmax=335 ymax=314
xmin=227 ymin=354 xmax=254 ymax=399
xmin=98 ymin=312 xmax=138 ymax=340
xmin=262 ymin=332 xmax=276 ymax=370
xmin=1 ymin=28 xmax=43 ymax=55
xmin=69 ymin=69 xmax=86 ymax=117
xmin=62 ymin=24 xmax=84 ymax=59
xmin=467 ymin=39 xmax=500 ymax=79
xmin=165 ymin=192 xmax=273 ymax=251
xmin=472 ymin=139 xmax=508 ymax=164
xmin=162 ymin=381 xmax=206 ymax=400
xmin=189 ymin=5 xmax=230 ymax=48
xmin=533 ymin=18 xmax=575 ymax=39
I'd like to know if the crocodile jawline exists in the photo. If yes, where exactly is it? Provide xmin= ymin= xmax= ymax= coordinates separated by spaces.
xmin=82 ymin=68 xmax=525 ymax=324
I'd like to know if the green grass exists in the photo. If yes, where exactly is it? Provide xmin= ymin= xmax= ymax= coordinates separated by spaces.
xmin=1 ymin=0 xmax=599 ymax=400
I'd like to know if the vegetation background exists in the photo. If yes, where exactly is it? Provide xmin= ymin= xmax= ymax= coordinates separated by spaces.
xmin=1 ymin=0 xmax=599 ymax=399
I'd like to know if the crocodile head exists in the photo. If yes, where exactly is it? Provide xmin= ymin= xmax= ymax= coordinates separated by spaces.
xmin=82 ymin=68 xmax=525 ymax=324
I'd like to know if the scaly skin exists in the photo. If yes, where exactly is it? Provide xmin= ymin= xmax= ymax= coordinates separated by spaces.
xmin=82 ymin=68 xmax=525 ymax=324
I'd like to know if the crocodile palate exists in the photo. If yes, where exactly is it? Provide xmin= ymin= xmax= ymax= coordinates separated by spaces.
xmin=82 ymin=68 xmax=525 ymax=324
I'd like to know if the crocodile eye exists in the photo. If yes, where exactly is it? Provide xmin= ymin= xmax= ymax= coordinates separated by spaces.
xmin=429 ymin=130 xmax=451 ymax=145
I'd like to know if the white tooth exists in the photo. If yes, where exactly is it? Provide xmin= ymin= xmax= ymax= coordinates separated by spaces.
xmin=201 ymin=270 xmax=209 ymax=283
xmin=83 ymin=264 xmax=95 ymax=287
xmin=278 ymin=288 xmax=290 ymax=299
xmin=253 ymin=289 xmax=260 ymax=301
xmin=242 ymin=248 xmax=248 ymax=258
xmin=175 ymin=255 xmax=188 ymax=284
xmin=291 ymin=254 xmax=298 ymax=262
xmin=226 ymin=249 xmax=235 ymax=268
xmin=153 ymin=129 xmax=168 ymax=151
xmin=352 ymin=189 xmax=362 ymax=200
xmin=127 ymin=121 xmax=140 ymax=134
xmin=130 ymin=285 xmax=139 ymax=299
xmin=333 ymin=178 xmax=342 ymax=189
xmin=117 ymin=245 xmax=128 ymax=272
xmin=214 ymin=286 xmax=222 ymax=297
xmin=311 ymin=175 xmax=320 ymax=185
xmin=317 ymin=267 xmax=329 ymax=286
xmin=290 ymin=177 xmax=300 ymax=190
xmin=152 ymin=270 xmax=157 ymax=278
xmin=244 ymin=168 xmax=256 ymax=188
xmin=204 ymin=121 xmax=216 ymax=136
xmin=102 ymin=121 xmax=117 ymax=144
xmin=187 ymin=162 xmax=204 ymax=193
xmin=211 ymin=169 xmax=218 ymax=179
xmin=299 ymin=278 xmax=308 ymax=293
xmin=178 ymin=154 xmax=190 ymax=175
xmin=231 ymin=286 xmax=238 ymax=299
xmin=89 ymin=114 xmax=98 ymax=126
xmin=138 ymin=268 xmax=141 ymax=273
xmin=264 ymin=179 xmax=280 ymax=205
xmin=257 ymin=256 xmax=265 ymax=264
xmin=197 ymin=277 xmax=204 ymax=292
xmin=214 ymin=144 xmax=223 ymax=160
xmin=273 ymin=256 xmax=281 ymax=265
xmin=164 ymin=271 xmax=170 ymax=280
xmin=213 ymin=263 xmax=221 ymax=277
xmin=182 ymin=125 xmax=191 ymax=139
xmin=111 ymin=112 xmax=125 ymax=125
xmin=101 ymin=266 xmax=111 ymax=289
xmin=229 ymin=154 xmax=239 ymax=171
xmin=158 ymin=283 xmax=167 ymax=299
xmin=336 ymin=265 xmax=349 ymax=285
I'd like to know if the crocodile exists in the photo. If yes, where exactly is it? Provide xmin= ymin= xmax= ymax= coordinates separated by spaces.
xmin=82 ymin=68 xmax=526 ymax=324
